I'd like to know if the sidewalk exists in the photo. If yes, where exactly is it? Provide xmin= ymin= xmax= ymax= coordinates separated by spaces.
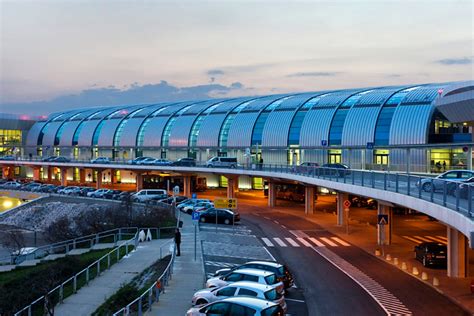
xmin=54 ymin=237 xmax=172 ymax=316
xmin=148 ymin=215 xmax=204 ymax=315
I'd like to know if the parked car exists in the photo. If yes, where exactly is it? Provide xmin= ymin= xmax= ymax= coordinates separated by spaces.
xmin=36 ymin=184 xmax=57 ymax=193
xmin=42 ymin=156 xmax=57 ymax=162
xmin=177 ymin=199 xmax=211 ymax=211
xmin=295 ymin=162 xmax=319 ymax=174
xmin=446 ymin=176 xmax=474 ymax=199
xmin=186 ymin=297 xmax=284 ymax=316
xmin=137 ymin=157 xmax=157 ymax=165
xmin=199 ymin=208 xmax=240 ymax=225
xmin=417 ymin=170 xmax=474 ymax=192
xmin=183 ymin=202 xmax=214 ymax=214
xmin=191 ymin=281 xmax=287 ymax=312
xmin=132 ymin=189 xmax=168 ymax=202
xmin=52 ymin=186 xmax=65 ymax=193
xmin=160 ymin=196 xmax=189 ymax=205
xmin=151 ymin=158 xmax=172 ymax=166
xmin=206 ymin=157 xmax=238 ymax=168
xmin=1 ymin=181 xmax=22 ymax=189
xmin=20 ymin=182 xmax=42 ymax=191
xmin=206 ymin=268 xmax=284 ymax=294
xmin=128 ymin=157 xmax=153 ymax=165
xmin=79 ymin=187 xmax=96 ymax=196
xmin=414 ymin=242 xmax=447 ymax=267
xmin=103 ymin=189 xmax=122 ymax=199
xmin=113 ymin=191 xmax=133 ymax=200
xmin=320 ymin=163 xmax=351 ymax=177
xmin=214 ymin=261 xmax=294 ymax=289
xmin=172 ymin=157 xmax=196 ymax=167
xmin=60 ymin=186 xmax=82 ymax=195
xmin=0 ymin=155 xmax=16 ymax=161
xmin=52 ymin=156 xmax=70 ymax=163
xmin=87 ymin=189 xmax=112 ymax=198
xmin=91 ymin=157 xmax=111 ymax=164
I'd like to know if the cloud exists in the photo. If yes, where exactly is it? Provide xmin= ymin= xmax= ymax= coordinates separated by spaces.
xmin=207 ymin=69 xmax=225 ymax=76
xmin=435 ymin=57 xmax=472 ymax=65
xmin=0 ymin=80 xmax=247 ymax=115
xmin=386 ymin=74 xmax=401 ymax=78
xmin=286 ymin=71 xmax=340 ymax=77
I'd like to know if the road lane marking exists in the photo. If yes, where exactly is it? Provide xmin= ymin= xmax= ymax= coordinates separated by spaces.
xmin=320 ymin=237 xmax=338 ymax=247
xmin=402 ymin=236 xmax=422 ymax=244
xmin=308 ymin=237 xmax=325 ymax=247
xmin=263 ymin=246 xmax=277 ymax=261
xmin=331 ymin=237 xmax=350 ymax=246
xmin=273 ymin=238 xmax=287 ymax=247
xmin=263 ymin=216 xmax=271 ymax=220
xmin=296 ymin=238 xmax=312 ymax=247
xmin=261 ymin=237 xmax=274 ymax=247
xmin=274 ymin=220 xmax=280 ymax=224
xmin=285 ymin=238 xmax=300 ymax=247
xmin=281 ymin=225 xmax=287 ymax=229
xmin=289 ymin=230 xmax=309 ymax=238
xmin=285 ymin=298 xmax=306 ymax=303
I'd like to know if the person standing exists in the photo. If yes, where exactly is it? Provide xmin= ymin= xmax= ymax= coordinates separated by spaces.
xmin=174 ymin=228 xmax=181 ymax=256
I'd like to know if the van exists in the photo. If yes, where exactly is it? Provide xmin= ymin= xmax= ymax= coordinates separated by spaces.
xmin=206 ymin=157 xmax=238 ymax=168
xmin=132 ymin=189 xmax=168 ymax=202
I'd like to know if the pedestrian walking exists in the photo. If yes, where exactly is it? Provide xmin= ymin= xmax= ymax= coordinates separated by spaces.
xmin=442 ymin=160 xmax=447 ymax=171
xmin=259 ymin=157 xmax=263 ymax=170
xmin=174 ymin=228 xmax=181 ymax=256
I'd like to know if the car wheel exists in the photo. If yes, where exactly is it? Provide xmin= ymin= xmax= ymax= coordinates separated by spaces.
xmin=422 ymin=256 xmax=427 ymax=267
xmin=200 ymin=217 xmax=206 ymax=223
xmin=224 ymin=218 xmax=230 ymax=225
xmin=422 ymin=182 xmax=433 ymax=192
xmin=196 ymin=299 xmax=207 ymax=305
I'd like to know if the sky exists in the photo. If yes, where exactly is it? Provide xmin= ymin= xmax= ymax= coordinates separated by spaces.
xmin=0 ymin=0 xmax=472 ymax=115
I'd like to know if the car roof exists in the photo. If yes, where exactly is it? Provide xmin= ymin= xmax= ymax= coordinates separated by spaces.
xmin=244 ymin=261 xmax=282 ymax=268
xmin=219 ymin=296 xmax=278 ymax=309
xmin=232 ymin=268 xmax=274 ymax=277
xmin=229 ymin=281 xmax=273 ymax=292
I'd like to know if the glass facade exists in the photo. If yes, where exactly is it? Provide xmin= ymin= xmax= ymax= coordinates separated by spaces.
xmin=251 ymin=97 xmax=291 ymax=146
xmin=328 ymin=109 xmax=349 ymax=145
xmin=374 ymin=107 xmax=396 ymax=146
xmin=92 ymin=121 xmax=106 ymax=146
xmin=0 ymin=129 xmax=22 ymax=155
xmin=189 ymin=116 xmax=205 ymax=148
xmin=161 ymin=117 xmax=177 ymax=147
xmin=114 ymin=119 xmax=128 ymax=147
xmin=287 ymin=95 xmax=327 ymax=146
xmin=219 ymin=100 xmax=254 ymax=148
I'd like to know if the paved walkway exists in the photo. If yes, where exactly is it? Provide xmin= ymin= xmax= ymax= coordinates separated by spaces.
xmin=55 ymin=237 xmax=172 ymax=316
xmin=148 ymin=215 xmax=204 ymax=315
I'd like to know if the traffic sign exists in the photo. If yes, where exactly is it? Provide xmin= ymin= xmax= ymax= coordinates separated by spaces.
xmin=321 ymin=140 xmax=328 ymax=147
xmin=343 ymin=200 xmax=351 ymax=208
xmin=192 ymin=193 xmax=197 ymax=199
xmin=366 ymin=142 xmax=374 ymax=150
xmin=377 ymin=214 xmax=389 ymax=225
xmin=214 ymin=198 xmax=238 ymax=209
xmin=192 ymin=211 xmax=200 ymax=221
xmin=173 ymin=186 xmax=180 ymax=195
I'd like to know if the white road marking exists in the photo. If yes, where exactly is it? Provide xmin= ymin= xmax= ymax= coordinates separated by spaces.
xmin=263 ymin=216 xmax=270 ymax=220
xmin=274 ymin=220 xmax=280 ymax=224
xmin=263 ymin=246 xmax=276 ymax=261
xmin=281 ymin=225 xmax=287 ymax=229
xmin=320 ymin=237 xmax=338 ymax=247
xmin=273 ymin=237 xmax=287 ymax=247
xmin=289 ymin=230 xmax=309 ymax=238
xmin=285 ymin=238 xmax=300 ymax=247
xmin=261 ymin=237 xmax=274 ymax=247
xmin=296 ymin=238 xmax=312 ymax=247
xmin=331 ymin=237 xmax=350 ymax=246
xmin=285 ymin=298 xmax=306 ymax=303
xmin=308 ymin=237 xmax=325 ymax=247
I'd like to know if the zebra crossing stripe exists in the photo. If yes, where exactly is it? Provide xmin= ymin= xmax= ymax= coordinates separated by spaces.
xmin=205 ymin=261 xmax=236 ymax=268
xmin=402 ymin=236 xmax=422 ymax=244
xmin=331 ymin=237 xmax=350 ymax=246
xmin=261 ymin=237 xmax=274 ymax=247
xmin=423 ymin=236 xmax=447 ymax=244
xmin=285 ymin=238 xmax=300 ymax=247
xmin=297 ymin=238 xmax=312 ymax=247
xmin=308 ymin=237 xmax=325 ymax=247
xmin=273 ymin=238 xmax=287 ymax=247
xmin=320 ymin=237 xmax=338 ymax=247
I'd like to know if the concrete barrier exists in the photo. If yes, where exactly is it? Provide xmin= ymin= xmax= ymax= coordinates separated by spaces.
xmin=412 ymin=267 xmax=419 ymax=275
xmin=375 ymin=249 xmax=381 ymax=256
xmin=385 ymin=254 xmax=392 ymax=261
xmin=393 ymin=258 xmax=399 ymax=265
xmin=401 ymin=262 xmax=408 ymax=270
xmin=421 ymin=272 xmax=428 ymax=280
xmin=433 ymin=277 xmax=440 ymax=286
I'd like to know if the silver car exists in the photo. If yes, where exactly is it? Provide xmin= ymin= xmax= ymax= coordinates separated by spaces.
xmin=206 ymin=268 xmax=284 ymax=295
xmin=191 ymin=281 xmax=287 ymax=312
xmin=417 ymin=170 xmax=474 ymax=192
xmin=186 ymin=296 xmax=284 ymax=316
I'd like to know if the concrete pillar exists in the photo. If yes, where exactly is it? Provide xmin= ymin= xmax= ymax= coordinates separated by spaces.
xmin=305 ymin=186 xmax=315 ymax=215
xmin=268 ymin=181 xmax=276 ymax=208
xmin=467 ymin=146 xmax=473 ymax=171
xmin=60 ymin=168 xmax=68 ymax=187
xmin=47 ymin=167 xmax=53 ymax=182
xmin=336 ymin=192 xmax=348 ymax=226
xmin=2 ymin=166 xmax=11 ymax=179
xmin=183 ymin=175 xmax=191 ymax=197
xmin=447 ymin=227 xmax=468 ymax=278
xmin=79 ymin=169 xmax=86 ymax=184
xmin=226 ymin=176 xmax=239 ymax=199
xmin=110 ymin=169 xmax=115 ymax=188
xmin=32 ymin=167 xmax=41 ymax=181
xmin=377 ymin=203 xmax=391 ymax=245
xmin=136 ymin=172 xmax=143 ymax=191
xmin=96 ymin=170 xmax=103 ymax=189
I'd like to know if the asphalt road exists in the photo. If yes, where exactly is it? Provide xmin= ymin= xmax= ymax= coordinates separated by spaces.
xmin=241 ymin=207 xmax=469 ymax=316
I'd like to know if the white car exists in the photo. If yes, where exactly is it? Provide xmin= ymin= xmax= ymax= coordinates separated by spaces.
xmin=131 ymin=189 xmax=168 ymax=202
xmin=186 ymin=296 xmax=284 ymax=316
xmin=417 ymin=170 xmax=474 ymax=192
xmin=206 ymin=269 xmax=284 ymax=295
xmin=1 ymin=181 xmax=22 ymax=189
xmin=87 ymin=189 xmax=112 ymax=198
xmin=91 ymin=157 xmax=111 ymax=164
xmin=191 ymin=281 xmax=287 ymax=312
xmin=62 ymin=186 xmax=82 ymax=195
xmin=183 ymin=202 xmax=214 ymax=214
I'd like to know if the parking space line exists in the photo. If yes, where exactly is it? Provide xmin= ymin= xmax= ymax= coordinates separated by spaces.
xmin=285 ymin=238 xmax=300 ymax=247
xmin=308 ymin=237 xmax=325 ymax=247
xmin=402 ymin=236 xmax=422 ymax=244
xmin=261 ymin=237 xmax=274 ymax=247
xmin=424 ymin=236 xmax=447 ymax=244
xmin=414 ymin=236 xmax=434 ymax=243
xmin=273 ymin=238 xmax=287 ymax=247
xmin=296 ymin=238 xmax=312 ymax=247
xmin=331 ymin=237 xmax=350 ymax=246
xmin=320 ymin=237 xmax=338 ymax=247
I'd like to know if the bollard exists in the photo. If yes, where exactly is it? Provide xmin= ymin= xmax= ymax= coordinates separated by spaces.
xmin=421 ymin=272 xmax=428 ymax=281
xmin=375 ymin=249 xmax=381 ymax=256
xmin=401 ymin=262 xmax=407 ymax=270
xmin=393 ymin=258 xmax=399 ymax=266
xmin=433 ymin=277 xmax=440 ymax=286
xmin=412 ymin=267 xmax=419 ymax=275
xmin=385 ymin=254 xmax=392 ymax=261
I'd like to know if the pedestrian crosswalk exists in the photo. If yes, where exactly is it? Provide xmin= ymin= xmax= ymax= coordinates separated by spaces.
xmin=260 ymin=236 xmax=351 ymax=248
xmin=402 ymin=235 xmax=447 ymax=245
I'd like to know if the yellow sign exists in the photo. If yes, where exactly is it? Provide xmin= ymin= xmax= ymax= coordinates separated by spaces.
xmin=214 ymin=198 xmax=238 ymax=209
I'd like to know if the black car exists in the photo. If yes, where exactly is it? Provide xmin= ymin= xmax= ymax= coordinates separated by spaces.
xmin=214 ymin=261 xmax=294 ymax=289
xmin=199 ymin=208 xmax=240 ymax=225
xmin=103 ymin=190 xmax=122 ymax=199
xmin=52 ymin=156 xmax=71 ymax=163
xmin=113 ymin=191 xmax=133 ymax=200
xmin=320 ymin=163 xmax=351 ymax=177
xmin=414 ymin=242 xmax=447 ymax=267
xmin=52 ymin=186 xmax=65 ymax=193
xmin=42 ymin=156 xmax=57 ymax=162
xmin=79 ymin=187 xmax=96 ymax=196
xmin=172 ymin=157 xmax=196 ymax=167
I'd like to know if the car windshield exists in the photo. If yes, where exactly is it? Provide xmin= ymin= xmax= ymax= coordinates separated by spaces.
xmin=264 ymin=274 xmax=277 ymax=285
xmin=261 ymin=306 xmax=284 ymax=316
xmin=264 ymin=289 xmax=279 ymax=300
xmin=426 ymin=244 xmax=446 ymax=252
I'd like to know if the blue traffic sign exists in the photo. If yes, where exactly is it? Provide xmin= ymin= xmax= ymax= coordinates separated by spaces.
xmin=366 ymin=142 xmax=374 ymax=150
xmin=321 ymin=140 xmax=328 ymax=147
xmin=377 ymin=214 xmax=388 ymax=225
xmin=192 ymin=193 xmax=197 ymax=199
xmin=192 ymin=211 xmax=200 ymax=221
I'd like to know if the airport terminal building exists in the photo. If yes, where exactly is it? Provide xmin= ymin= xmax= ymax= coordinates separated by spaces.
xmin=2 ymin=81 xmax=474 ymax=187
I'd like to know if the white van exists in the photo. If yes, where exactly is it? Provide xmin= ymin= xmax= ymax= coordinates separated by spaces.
xmin=206 ymin=157 xmax=238 ymax=168
xmin=132 ymin=189 xmax=168 ymax=202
